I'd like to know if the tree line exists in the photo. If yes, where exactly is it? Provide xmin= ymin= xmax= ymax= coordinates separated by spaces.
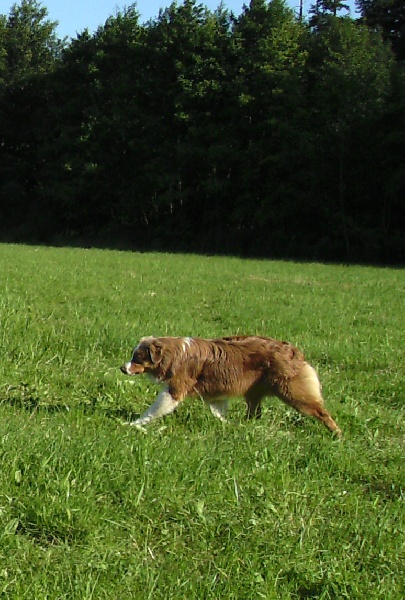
xmin=0 ymin=0 xmax=404 ymax=263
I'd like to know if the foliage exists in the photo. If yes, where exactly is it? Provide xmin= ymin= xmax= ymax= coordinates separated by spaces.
xmin=309 ymin=0 xmax=351 ymax=30
xmin=0 ymin=0 xmax=404 ymax=263
xmin=0 ymin=243 xmax=404 ymax=598
xmin=0 ymin=0 xmax=62 ymax=84
xmin=305 ymin=17 xmax=394 ymax=259
xmin=356 ymin=0 xmax=405 ymax=60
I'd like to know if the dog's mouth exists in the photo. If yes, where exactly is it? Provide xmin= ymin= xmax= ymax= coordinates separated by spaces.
xmin=120 ymin=362 xmax=145 ymax=376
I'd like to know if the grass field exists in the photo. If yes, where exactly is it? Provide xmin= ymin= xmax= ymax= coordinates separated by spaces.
xmin=0 ymin=243 xmax=404 ymax=599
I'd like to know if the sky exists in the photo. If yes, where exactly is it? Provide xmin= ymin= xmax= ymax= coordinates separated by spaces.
xmin=12 ymin=0 xmax=357 ymax=40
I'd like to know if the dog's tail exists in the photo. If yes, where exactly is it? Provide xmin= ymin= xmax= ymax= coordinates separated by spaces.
xmin=282 ymin=363 xmax=342 ymax=436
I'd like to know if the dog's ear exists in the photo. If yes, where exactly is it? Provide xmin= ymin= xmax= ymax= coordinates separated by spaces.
xmin=148 ymin=340 xmax=163 ymax=364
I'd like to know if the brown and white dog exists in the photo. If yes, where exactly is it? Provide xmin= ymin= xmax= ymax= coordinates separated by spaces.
xmin=120 ymin=335 xmax=341 ymax=436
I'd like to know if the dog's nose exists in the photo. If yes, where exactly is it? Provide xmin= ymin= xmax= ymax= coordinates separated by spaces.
xmin=120 ymin=365 xmax=128 ymax=374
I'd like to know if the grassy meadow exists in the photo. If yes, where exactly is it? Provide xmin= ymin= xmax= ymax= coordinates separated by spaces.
xmin=0 ymin=243 xmax=404 ymax=599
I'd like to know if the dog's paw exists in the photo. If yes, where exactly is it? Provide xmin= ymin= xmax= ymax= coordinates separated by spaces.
xmin=122 ymin=420 xmax=148 ymax=433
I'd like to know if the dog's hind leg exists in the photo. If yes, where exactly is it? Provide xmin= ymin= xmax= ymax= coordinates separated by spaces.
xmin=279 ymin=364 xmax=342 ymax=437
xmin=208 ymin=399 xmax=228 ymax=423
xmin=127 ymin=387 xmax=180 ymax=428
xmin=245 ymin=390 xmax=263 ymax=419
xmin=299 ymin=403 xmax=342 ymax=437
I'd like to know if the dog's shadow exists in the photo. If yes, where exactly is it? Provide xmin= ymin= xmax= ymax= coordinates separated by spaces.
xmin=2 ymin=387 xmax=141 ymax=422
xmin=2 ymin=392 xmax=70 ymax=415
xmin=105 ymin=407 xmax=141 ymax=423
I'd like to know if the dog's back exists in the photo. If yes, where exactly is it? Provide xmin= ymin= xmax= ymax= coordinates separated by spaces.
xmin=185 ymin=336 xmax=305 ymax=398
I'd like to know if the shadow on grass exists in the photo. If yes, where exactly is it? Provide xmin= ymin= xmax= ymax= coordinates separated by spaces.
xmin=104 ymin=407 xmax=141 ymax=423
xmin=1 ymin=387 xmax=70 ymax=414
xmin=1 ymin=227 xmax=402 ymax=268
xmin=11 ymin=508 xmax=88 ymax=547
xmin=2 ymin=398 xmax=150 ymax=434
xmin=1 ymin=392 xmax=145 ymax=425
xmin=284 ymin=571 xmax=334 ymax=599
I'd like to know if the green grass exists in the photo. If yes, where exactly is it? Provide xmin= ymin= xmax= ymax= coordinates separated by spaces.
xmin=0 ymin=243 xmax=404 ymax=599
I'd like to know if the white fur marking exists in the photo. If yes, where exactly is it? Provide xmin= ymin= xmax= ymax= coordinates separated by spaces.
xmin=181 ymin=337 xmax=193 ymax=353
xmin=132 ymin=336 xmax=154 ymax=355
xmin=208 ymin=399 xmax=229 ymax=423
xmin=128 ymin=388 xmax=180 ymax=427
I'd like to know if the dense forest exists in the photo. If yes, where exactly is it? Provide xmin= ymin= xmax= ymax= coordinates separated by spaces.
xmin=0 ymin=0 xmax=404 ymax=263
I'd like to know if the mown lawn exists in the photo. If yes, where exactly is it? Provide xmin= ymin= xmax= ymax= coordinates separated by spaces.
xmin=0 ymin=243 xmax=404 ymax=598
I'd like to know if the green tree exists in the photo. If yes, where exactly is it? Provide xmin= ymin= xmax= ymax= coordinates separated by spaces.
xmin=309 ymin=0 xmax=351 ymax=30
xmin=306 ymin=17 xmax=394 ymax=258
xmin=1 ymin=0 xmax=62 ymax=84
xmin=0 ymin=16 xmax=7 ymax=85
xmin=0 ymin=0 xmax=63 ymax=234
xmin=374 ymin=61 xmax=405 ymax=260
xmin=228 ymin=0 xmax=310 ymax=255
xmin=356 ymin=0 xmax=405 ymax=60
xmin=38 ymin=5 xmax=145 ymax=235
xmin=145 ymin=0 xmax=233 ymax=248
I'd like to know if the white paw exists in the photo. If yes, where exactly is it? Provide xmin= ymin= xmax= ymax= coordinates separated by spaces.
xmin=122 ymin=420 xmax=148 ymax=432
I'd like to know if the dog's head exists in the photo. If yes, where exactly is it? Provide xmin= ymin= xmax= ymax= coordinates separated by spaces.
xmin=120 ymin=336 xmax=164 ymax=376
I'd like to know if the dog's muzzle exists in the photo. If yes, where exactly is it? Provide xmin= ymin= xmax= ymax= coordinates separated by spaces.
xmin=120 ymin=362 xmax=145 ymax=375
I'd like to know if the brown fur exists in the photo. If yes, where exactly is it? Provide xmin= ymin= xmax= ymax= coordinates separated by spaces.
xmin=121 ymin=335 xmax=341 ymax=436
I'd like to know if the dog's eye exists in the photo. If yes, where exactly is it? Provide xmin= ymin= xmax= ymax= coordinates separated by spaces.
xmin=131 ymin=349 xmax=147 ymax=364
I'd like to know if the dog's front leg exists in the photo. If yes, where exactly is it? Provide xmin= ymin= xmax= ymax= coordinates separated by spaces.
xmin=128 ymin=387 xmax=180 ymax=428
xmin=208 ymin=399 xmax=229 ymax=422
